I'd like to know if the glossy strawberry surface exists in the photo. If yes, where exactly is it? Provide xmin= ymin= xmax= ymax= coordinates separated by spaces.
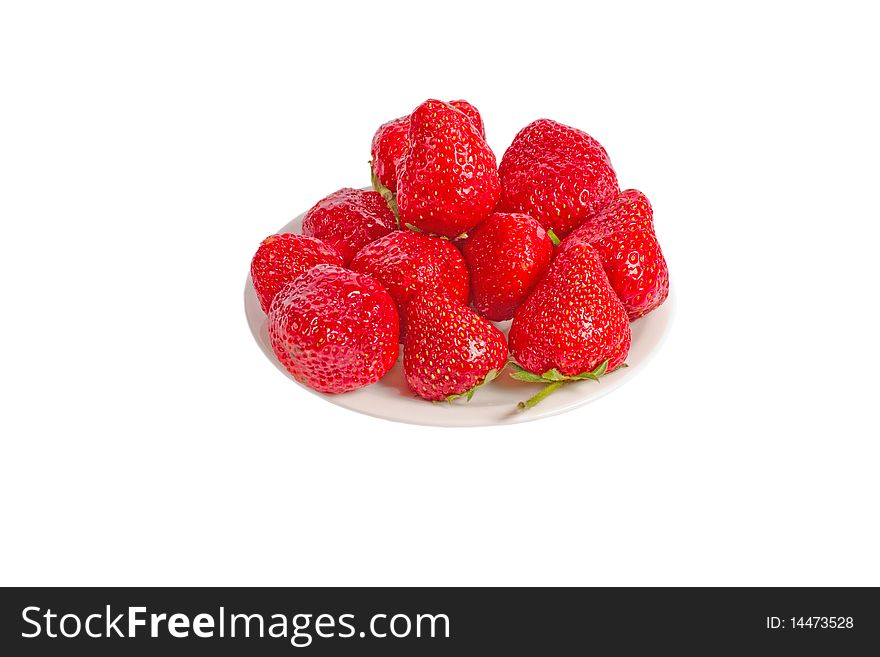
xmin=565 ymin=189 xmax=669 ymax=320
xmin=447 ymin=100 xmax=485 ymax=139
xmin=370 ymin=100 xmax=485 ymax=194
xmin=461 ymin=212 xmax=553 ymax=322
xmin=349 ymin=230 xmax=469 ymax=339
xmin=301 ymin=187 xmax=397 ymax=265
xmin=509 ymin=241 xmax=630 ymax=376
xmin=268 ymin=264 xmax=399 ymax=394
xmin=396 ymin=99 xmax=501 ymax=237
xmin=404 ymin=293 xmax=508 ymax=401
xmin=250 ymin=233 xmax=343 ymax=313
xmin=370 ymin=116 xmax=409 ymax=193
xmin=498 ymin=119 xmax=619 ymax=238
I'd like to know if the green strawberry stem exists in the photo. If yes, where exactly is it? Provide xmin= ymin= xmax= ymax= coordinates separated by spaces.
xmin=511 ymin=359 xmax=622 ymax=411
xmin=370 ymin=162 xmax=400 ymax=227
xmin=518 ymin=381 xmax=564 ymax=410
xmin=547 ymin=229 xmax=561 ymax=246
xmin=402 ymin=222 xmax=468 ymax=241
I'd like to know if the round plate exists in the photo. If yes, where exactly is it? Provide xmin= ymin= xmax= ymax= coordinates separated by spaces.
xmin=245 ymin=213 xmax=673 ymax=427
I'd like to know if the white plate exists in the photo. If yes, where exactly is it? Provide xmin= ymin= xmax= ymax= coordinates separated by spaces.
xmin=245 ymin=212 xmax=674 ymax=427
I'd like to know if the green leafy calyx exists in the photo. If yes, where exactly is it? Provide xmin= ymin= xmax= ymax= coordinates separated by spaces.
xmin=446 ymin=368 xmax=500 ymax=403
xmin=510 ymin=359 xmax=627 ymax=410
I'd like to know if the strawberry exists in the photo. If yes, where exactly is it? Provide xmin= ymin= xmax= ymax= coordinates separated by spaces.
xmin=404 ymin=293 xmax=508 ymax=401
xmin=349 ymin=230 xmax=469 ymax=339
xmin=396 ymin=99 xmax=501 ymax=237
xmin=508 ymin=240 xmax=630 ymax=408
xmin=250 ymin=233 xmax=343 ymax=313
xmin=448 ymin=99 xmax=485 ymax=138
xmin=370 ymin=100 xmax=485 ymax=194
xmin=301 ymin=187 xmax=397 ymax=265
xmin=268 ymin=264 xmax=399 ymax=394
xmin=498 ymin=119 xmax=619 ymax=238
xmin=370 ymin=116 xmax=408 ymax=194
xmin=461 ymin=212 xmax=554 ymax=322
xmin=565 ymin=189 xmax=669 ymax=320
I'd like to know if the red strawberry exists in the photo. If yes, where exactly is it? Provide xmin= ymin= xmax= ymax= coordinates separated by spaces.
xmin=447 ymin=99 xmax=485 ymax=140
xmin=498 ymin=119 xmax=619 ymax=238
xmin=250 ymin=233 xmax=343 ymax=313
xmin=508 ymin=240 xmax=630 ymax=408
xmin=565 ymin=189 xmax=669 ymax=320
xmin=301 ymin=188 xmax=397 ymax=265
xmin=396 ymin=99 xmax=501 ymax=237
xmin=461 ymin=212 xmax=553 ymax=321
xmin=268 ymin=264 xmax=399 ymax=394
xmin=370 ymin=116 xmax=408 ymax=194
xmin=370 ymin=100 xmax=485 ymax=194
xmin=404 ymin=293 xmax=508 ymax=401
xmin=349 ymin=230 xmax=469 ymax=338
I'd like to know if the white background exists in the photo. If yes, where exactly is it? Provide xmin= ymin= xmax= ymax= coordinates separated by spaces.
xmin=1 ymin=1 xmax=878 ymax=586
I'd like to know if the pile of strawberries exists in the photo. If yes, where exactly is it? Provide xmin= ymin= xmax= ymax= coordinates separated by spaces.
xmin=250 ymin=99 xmax=668 ymax=409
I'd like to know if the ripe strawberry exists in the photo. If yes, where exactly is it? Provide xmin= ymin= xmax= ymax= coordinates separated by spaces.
xmin=349 ymin=230 xmax=469 ymax=339
xmin=370 ymin=116 xmax=408 ymax=194
xmin=508 ymin=240 xmax=630 ymax=408
xmin=370 ymin=100 xmax=485 ymax=194
xmin=404 ymin=293 xmax=508 ymax=401
xmin=268 ymin=264 xmax=399 ymax=394
xmin=565 ymin=189 xmax=669 ymax=320
xmin=396 ymin=99 xmax=501 ymax=237
xmin=250 ymin=233 xmax=343 ymax=313
xmin=461 ymin=212 xmax=553 ymax=321
xmin=301 ymin=187 xmax=397 ymax=265
xmin=449 ymin=99 xmax=485 ymax=138
xmin=498 ymin=119 xmax=619 ymax=238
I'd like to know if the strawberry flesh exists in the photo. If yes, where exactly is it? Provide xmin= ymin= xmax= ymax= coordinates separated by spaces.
xmin=397 ymin=99 xmax=501 ymax=238
xmin=565 ymin=189 xmax=669 ymax=320
xmin=301 ymin=187 xmax=397 ymax=265
xmin=370 ymin=100 xmax=486 ymax=194
xmin=404 ymin=293 xmax=508 ymax=401
xmin=498 ymin=119 xmax=619 ymax=238
xmin=268 ymin=264 xmax=399 ymax=394
xmin=349 ymin=230 xmax=470 ymax=340
xmin=509 ymin=241 xmax=630 ymax=377
xmin=250 ymin=233 xmax=343 ymax=314
xmin=461 ymin=212 xmax=553 ymax=321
